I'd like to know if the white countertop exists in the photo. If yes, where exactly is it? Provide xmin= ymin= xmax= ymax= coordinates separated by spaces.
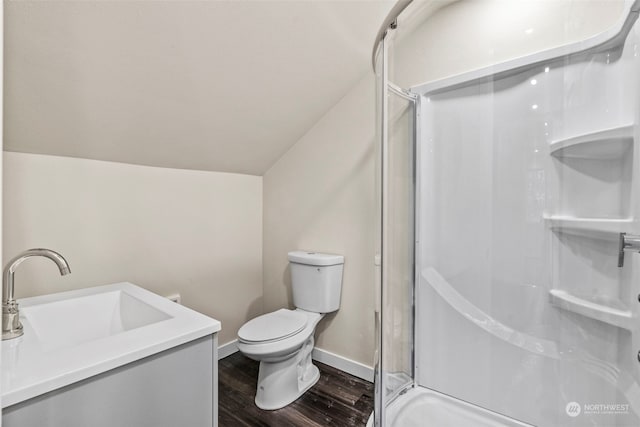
xmin=1 ymin=282 xmax=220 ymax=408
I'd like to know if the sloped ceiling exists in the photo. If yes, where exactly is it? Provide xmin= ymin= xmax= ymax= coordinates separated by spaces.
xmin=4 ymin=1 xmax=393 ymax=175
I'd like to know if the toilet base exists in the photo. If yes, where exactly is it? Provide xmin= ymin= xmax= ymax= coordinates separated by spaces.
xmin=255 ymin=335 xmax=319 ymax=410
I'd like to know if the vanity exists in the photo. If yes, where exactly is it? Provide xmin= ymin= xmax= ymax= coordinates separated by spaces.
xmin=1 ymin=282 xmax=221 ymax=427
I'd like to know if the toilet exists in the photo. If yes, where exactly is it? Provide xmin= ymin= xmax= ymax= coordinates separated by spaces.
xmin=237 ymin=251 xmax=344 ymax=410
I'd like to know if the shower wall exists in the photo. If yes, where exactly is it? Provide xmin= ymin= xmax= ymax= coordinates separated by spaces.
xmin=392 ymin=0 xmax=625 ymax=89
xmin=414 ymin=12 xmax=640 ymax=427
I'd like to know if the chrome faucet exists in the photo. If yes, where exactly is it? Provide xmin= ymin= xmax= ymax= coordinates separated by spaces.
xmin=2 ymin=248 xmax=71 ymax=340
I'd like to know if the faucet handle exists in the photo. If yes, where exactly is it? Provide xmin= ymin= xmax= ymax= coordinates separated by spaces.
xmin=618 ymin=233 xmax=640 ymax=267
xmin=2 ymin=300 xmax=23 ymax=340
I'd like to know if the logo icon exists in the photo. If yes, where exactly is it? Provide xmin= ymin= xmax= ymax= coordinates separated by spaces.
xmin=566 ymin=402 xmax=581 ymax=417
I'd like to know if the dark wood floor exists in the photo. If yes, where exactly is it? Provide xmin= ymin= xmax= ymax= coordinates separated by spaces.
xmin=219 ymin=352 xmax=373 ymax=426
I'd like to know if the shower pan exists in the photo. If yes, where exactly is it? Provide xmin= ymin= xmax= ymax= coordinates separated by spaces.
xmin=373 ymin=1 xmax=640 ymax=426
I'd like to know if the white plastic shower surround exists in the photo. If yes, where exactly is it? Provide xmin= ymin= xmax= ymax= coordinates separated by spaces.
xmin=400 ymin=1 xmax=640 ymax=427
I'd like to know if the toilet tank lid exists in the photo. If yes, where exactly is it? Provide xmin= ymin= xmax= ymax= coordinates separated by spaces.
xmin=288 ymin=251 xmax=344 ymax=266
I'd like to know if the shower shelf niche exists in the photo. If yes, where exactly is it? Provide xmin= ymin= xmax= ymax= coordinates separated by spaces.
xmin=549 ymin=289 xmax=634 ymax=330
xmin=548 ymin=123 xmax=634 ymax=220
xmin=544 ymin=215 xmax=634 ymax=235
xmin=549 ymin=124 xmax=634 ymax=159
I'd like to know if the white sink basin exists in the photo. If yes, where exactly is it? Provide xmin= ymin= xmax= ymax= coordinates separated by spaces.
xmin=24 ymin=290 xmax=171 ymax=352
xmin=1 ymin=282 xmax=220 ymax=407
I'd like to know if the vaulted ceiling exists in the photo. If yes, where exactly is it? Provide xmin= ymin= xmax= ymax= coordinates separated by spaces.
xmin=4 ymin=1 xmax=393 ymax=175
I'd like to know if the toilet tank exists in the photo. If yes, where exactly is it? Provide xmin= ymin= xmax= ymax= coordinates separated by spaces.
xmin=288 ymin=251 xmax=344 ymax=313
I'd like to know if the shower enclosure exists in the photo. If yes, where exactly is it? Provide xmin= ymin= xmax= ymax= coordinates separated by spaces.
xmin=373 ymin=1 xmax=640 ymax=426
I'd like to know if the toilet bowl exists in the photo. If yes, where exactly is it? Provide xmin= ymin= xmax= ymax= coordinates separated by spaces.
xmin=237 ymin=308 xmax=324 ymax=410
xmin=237 ymin=250 xmax=344 ymax=410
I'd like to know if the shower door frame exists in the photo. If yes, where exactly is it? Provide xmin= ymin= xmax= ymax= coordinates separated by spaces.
xmin=374 ymin=29 xmax=419 ymax=427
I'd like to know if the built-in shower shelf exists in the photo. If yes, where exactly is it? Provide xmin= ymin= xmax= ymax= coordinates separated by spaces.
xmin=549 ymin=290 xmax=634 ymax=329
xmin=549 ymin=124 xmax=634 ymax=159
xmin=544 ymin=215 xmax=633 ymax=235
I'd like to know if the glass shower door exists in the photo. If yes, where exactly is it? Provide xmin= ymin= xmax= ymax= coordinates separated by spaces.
xmin=374 ymin=33 xmax=416 ymax=427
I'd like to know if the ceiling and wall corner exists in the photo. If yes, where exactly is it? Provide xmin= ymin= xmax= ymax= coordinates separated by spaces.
xmin=4 ymin=0 xmax=394 ymax=175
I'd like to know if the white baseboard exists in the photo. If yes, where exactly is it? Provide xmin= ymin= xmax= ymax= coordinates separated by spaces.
xmin=312 ymin=347 xmax=374 ymax=382
xmin=218 ymin=339 xmax=239 ymax=359
xmin=217 ymin=339 xmax=374 ymax=383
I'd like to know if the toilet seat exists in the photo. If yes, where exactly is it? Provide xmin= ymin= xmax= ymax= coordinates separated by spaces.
xmin=238 ymin=309 xmax=308 ymax=344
